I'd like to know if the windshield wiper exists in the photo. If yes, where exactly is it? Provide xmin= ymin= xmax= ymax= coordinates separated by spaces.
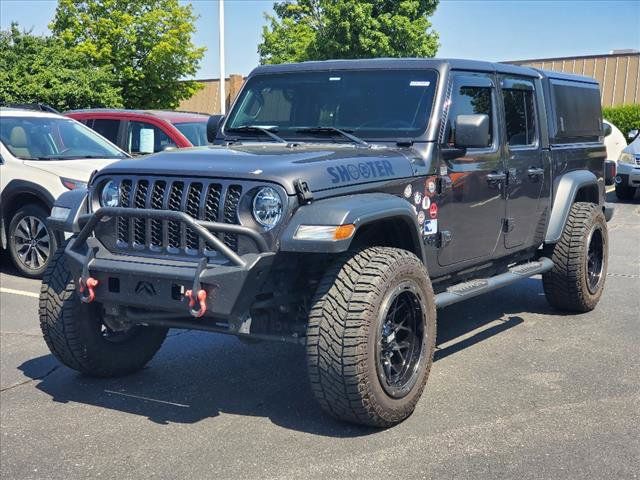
xmin=295 ymin=126 xmax=370 ymax=147
xmin=226 ymin=125 xmax=287 ymax=144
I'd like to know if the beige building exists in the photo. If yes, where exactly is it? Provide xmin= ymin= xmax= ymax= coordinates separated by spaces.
xmin=510 ymin=51 xmax=640 ymax=107
xmin=178 ymin=74 xmax=245 ymax=114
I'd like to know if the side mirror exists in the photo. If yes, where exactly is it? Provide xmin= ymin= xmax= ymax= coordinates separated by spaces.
xmin=628 ymin=129 xmax=639 ymax=140
xmin=207 ymin=115 xmax=225 ymax=143
xmin=603 ymin=123 xmax=612 ymax=137
xmin=454 ymin=114 xmax=490 ymax=149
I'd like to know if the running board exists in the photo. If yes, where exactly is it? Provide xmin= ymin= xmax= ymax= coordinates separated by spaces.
xmin=434 ymin=257 xmax=554 ymax=309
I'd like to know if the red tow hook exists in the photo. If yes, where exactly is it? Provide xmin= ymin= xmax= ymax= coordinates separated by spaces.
xmin=78 ymin=276 xmax=99 ymax=303
xmin=184 ymin=289 xmax=207 ymax=318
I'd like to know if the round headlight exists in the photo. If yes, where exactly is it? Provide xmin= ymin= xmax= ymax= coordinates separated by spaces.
xmin=100 ymin=180 xmax=120 ymax=207
xmin=252 ymin=187 xmax=283 ymax=230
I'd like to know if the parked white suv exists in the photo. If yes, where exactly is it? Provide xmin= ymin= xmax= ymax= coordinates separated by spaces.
xmin=0 ymin=108 xmax=128 ymax=277
xmin=615 ymin=130 xmax=640 ymax=201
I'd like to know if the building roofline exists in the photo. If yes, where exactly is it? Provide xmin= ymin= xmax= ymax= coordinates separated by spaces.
xmin=507 ymin=51 xmax=640 ymax=64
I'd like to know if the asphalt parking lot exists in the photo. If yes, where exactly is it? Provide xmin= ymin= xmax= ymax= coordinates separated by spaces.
xmin=1 ymin=191 xmax=639 ymax=480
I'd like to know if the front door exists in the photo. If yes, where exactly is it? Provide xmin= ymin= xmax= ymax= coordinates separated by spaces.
xmin=437 ymin=73 xmax=507 ymax=267
xmin=499 ymin=76 xmax=547 ymax=249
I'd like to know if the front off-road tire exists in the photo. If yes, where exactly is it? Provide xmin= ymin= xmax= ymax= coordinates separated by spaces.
xmin=306 ymin=247 xmax=436 ymax=427
xmin=543 ymin=202 xmax=608 ymax=312
xmin=39 ymin=243 xmax=168 ymax=377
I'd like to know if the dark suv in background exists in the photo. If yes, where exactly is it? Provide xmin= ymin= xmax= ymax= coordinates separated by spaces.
xmin=66 ymin=109 xmax=213 ymax=155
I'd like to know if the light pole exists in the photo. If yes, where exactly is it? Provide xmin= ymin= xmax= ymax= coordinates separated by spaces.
xmin=218 ymin=0 xmax=226 ymax=114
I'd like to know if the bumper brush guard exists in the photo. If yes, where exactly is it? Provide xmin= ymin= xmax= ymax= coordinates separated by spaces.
xmin=69 ymin=206 xmax=273 ymax=321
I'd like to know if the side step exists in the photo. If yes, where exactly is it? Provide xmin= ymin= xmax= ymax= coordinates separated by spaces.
xmin=434 ymin=257 xmax=554 ymax=309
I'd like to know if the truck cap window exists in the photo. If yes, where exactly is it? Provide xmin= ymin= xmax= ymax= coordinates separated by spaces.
xmin=0 ymin=116 xmax=126 ymax=160
xmin=225 ymin=69 xmax=438 ymax=141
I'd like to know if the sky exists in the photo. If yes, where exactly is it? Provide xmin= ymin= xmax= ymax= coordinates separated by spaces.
xmin=1 ymin=0 xmax=639 ymax=79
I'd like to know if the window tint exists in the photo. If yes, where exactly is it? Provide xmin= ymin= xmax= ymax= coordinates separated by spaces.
xmin=446 ymin=85 xmax=493 ymax=146
xmin=503 ymin=88 xmax=537 ymax=146
xmin=127 ymin=121 xmax=172 ymax=154
xmin=90 ymin=119 xmax=120 ymax=145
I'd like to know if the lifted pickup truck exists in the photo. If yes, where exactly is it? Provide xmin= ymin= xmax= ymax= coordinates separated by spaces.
xmin=41 ymin=59 xmax=613 ymax=427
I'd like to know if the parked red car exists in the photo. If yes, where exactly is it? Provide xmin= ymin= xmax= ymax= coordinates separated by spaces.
xmin=66 ymin=109 xmax=211 ymax=155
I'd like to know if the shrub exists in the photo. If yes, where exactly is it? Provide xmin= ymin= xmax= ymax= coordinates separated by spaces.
xmin=603 ymin=104 xmax=640 ymax=136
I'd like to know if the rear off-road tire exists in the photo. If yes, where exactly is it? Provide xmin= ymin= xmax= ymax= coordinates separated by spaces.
xmin=306 ymin=247 xmax=436 ymax=427
xmin=543 ymin=202 xmax=608 ymax=312
xmin=39 ymin=243 xmax=168 ymax=377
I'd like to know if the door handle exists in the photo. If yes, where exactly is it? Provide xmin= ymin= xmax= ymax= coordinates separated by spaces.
xmin=527 ymin=167 xmax=544 ymax=177
xmin=486 ymin=172 xmax=507 ymax=182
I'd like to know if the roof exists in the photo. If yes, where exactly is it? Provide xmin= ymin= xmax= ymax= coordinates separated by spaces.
xmin=251 ymin=57 xmax=536 ymax=75
xmin=0 ymin=108 xmax=63 ymax=119
xmin=65 ymin=108 xmax=209 ymax=123
xmin=250 ymin=57 xmax=598 ymax=85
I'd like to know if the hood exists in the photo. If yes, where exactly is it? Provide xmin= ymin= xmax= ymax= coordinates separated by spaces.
xmin=97 ymin=144 xmax=419 ymax=195
xmin=23 ymin=158 xmax=120 ymax=182
xmin=623 ymin=136 xmax=640 ymax=155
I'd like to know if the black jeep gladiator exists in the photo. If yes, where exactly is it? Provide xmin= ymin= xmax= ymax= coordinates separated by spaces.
xmin=42 ymin=59 xmax=613 ymax=427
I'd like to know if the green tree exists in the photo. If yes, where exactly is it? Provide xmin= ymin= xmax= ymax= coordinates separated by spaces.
xmin=51 ymin=0 xmax=205 ymax=109
xmin=259 ymin=0 xmax=439 ymax=64
xmin=0 ymin=24 xmax=122 ymax=110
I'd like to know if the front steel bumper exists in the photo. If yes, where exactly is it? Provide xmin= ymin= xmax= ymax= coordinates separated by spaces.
xmin=64 ymin=207 xmax=275 ymax=323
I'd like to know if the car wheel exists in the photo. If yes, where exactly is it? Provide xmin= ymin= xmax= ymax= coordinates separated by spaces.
xmin=306 ymin=247 xmax=437 ymax=427
xmin=8 ymin=204 xmax=57 ymax=278
xmin=614 ymin=183 xmax=636 ymax=201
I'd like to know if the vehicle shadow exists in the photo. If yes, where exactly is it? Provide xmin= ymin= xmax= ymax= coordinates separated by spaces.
xmin=18 ymin=277 xmax=560 ymax=436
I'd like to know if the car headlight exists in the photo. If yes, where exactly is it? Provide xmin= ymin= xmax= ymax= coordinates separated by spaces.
xmin=61 ymin=177 xmax=87 ymax=190
xmin=252 ymin=187 xmax=283 ymax=230
xmin=100 ymin=180 xmax=120 ymax=207
xmin=618 ymin=152 xmax=635 ymax=164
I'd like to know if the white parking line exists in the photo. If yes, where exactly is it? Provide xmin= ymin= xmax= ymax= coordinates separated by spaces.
xmin=0 ymin=287 xmax=39 ymax=299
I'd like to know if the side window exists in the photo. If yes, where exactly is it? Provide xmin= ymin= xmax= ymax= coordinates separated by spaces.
xmin=127 ymin=121 xmax=172 ymax=154
xmin=502 ymin=86 xmax=537 ymax=146
xmin=445 ymin=83 xmax=494 ymax=147
xmin=90 ymin=119 xmax=120 ymax=145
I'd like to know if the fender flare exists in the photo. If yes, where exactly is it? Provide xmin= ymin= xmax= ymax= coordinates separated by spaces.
xmin=545 ymin=170 xmax=599 ymax=243
xmin=280 ymin=193 xmax=425 ymax=261
xmin=46 ymin=188 xmax=89 ymax=233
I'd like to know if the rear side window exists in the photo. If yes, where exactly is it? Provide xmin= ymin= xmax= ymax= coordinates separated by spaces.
xmin=445 ymin=84 xmax=494 ymax=147
xmin=90 ymin=119 xmax=120 ymax=145
xmin=502 ymin=85 xmax=537 ymax=146
xmin=550 ymin=79 xmax=602 ymax=144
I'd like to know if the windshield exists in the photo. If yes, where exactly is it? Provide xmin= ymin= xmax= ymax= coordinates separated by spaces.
xmin=0 ymin=116 xmax=126 ymax=160
xmin=175 ymin=121 xmax=209 ymax=146
xmin=225 ymin=69 xmax=438 ymax=141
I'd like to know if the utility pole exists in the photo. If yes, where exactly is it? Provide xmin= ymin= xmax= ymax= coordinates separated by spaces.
xmin=218 ymin=0 xmax=226 ymax=114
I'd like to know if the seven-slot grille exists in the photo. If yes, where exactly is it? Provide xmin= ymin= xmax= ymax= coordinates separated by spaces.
xmin=113 ymin=177 xmax=243 ymax=255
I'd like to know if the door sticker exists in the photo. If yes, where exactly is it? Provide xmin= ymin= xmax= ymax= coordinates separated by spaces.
xmin=423 ymin=219 xmax=438 ymax=235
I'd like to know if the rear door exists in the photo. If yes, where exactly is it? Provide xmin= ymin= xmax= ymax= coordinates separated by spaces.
xmin=437 ymin=72 xmax=507 ymax=267
xmin=499 ymin=76 xmax=548 ymax=249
